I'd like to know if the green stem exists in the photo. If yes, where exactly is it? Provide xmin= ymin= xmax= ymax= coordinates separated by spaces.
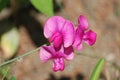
xmin=76 ymin=52 xmax=100 ymax=59
xmin=0 ymin=47 xmax=41 ymax=67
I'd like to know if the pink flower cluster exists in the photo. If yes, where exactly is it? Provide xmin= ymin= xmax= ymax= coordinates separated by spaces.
xmin=39 ymin=15 xmax=96 ymax=72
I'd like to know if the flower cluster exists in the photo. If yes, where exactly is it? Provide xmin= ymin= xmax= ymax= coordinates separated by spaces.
xmin=39 ymin=15 xmax=96 ymax=72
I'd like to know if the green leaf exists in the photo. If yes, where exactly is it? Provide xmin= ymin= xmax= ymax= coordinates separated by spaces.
xmin=30 ymin=0 xmax=54 ymax=16
xmin=10 ymin=76 xmax=16 ymax=80
xmin=1 ymin=27 xmax=19 ymax=59
xmin=0 ymin=66 xmax=9 ymax=77
xmin=0 ymin=0 xmax=9 ymax=12
xmin=90 ymin=58 xmax=105 ymax=80
xmin=0 ymin=66 xmax=9 ymax=80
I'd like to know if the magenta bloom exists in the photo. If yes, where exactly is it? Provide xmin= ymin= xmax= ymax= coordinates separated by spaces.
xmin=73 ymin=15 xmax=97 ymax=50
xmin=40 ymin=45 xmax=74 ymax=72
xmin=39 ymin=15 xmax=97 ymax=72
xmin=44 ymin=16 xmax=75 ymax=50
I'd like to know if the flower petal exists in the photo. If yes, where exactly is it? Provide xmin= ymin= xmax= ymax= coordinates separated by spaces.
xmin=52 ymin=58 xmax=65 ymax=72
xmin=74 ymin=43 xmax=83 ymax=51
xmin=83 ymin=30 xmax=97 ymax=46
xmin=50 ymin=32 xmax=63 ymax=51
xmin=73 ymin=28 xmax=84 ymax=50
xmin=63 ymin=46 xmax=74 ymax=60
xmin=62 ymin=20 xmax=75 ymax=47
xmin=78 ymin=15 xmax=88 ymax=30
xmin=44 ymin=16 xmax=66 ymax=38
xmin=39 ymin=46 xmax=55 ymax=62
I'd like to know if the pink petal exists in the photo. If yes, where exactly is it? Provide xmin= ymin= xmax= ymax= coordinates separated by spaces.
xmin=62 ymin=20 xmax=75 ymax=47
xmin=39 ymin=46 xmax=55 ymax=62
xmin=63 ymin=46 xmax=74 ymax=60
xmin=73 ymin=28 xmax=84 ymax=50
xmin=83 ymin=30 xmax=97 ymax=46
xmin=74 ymin=43 xmax=83 ymax=51
xmin=52 ymin=58 xmax=65 ymax=72
xmin=78 ymin=15 xmax=88 ymax=30
xmin=44 ymin=16 xmax=66 ymax=38
xmin=50 ymin=32 xmax=63 ymax=51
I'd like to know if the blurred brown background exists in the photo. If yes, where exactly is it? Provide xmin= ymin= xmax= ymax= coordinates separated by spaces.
xmin=0 ymin=0 xmax=120 ymax=80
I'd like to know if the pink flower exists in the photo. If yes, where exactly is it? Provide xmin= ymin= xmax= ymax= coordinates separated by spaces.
xmin=73 ymin=15 xmax=97 ymax=50
xmin=39 ymin=45 xmax=74 ymax=72
xmin=44 ymin=16 xmax=75 ymax=50
xmin=39 ymin=15 xmax=97 ymax=72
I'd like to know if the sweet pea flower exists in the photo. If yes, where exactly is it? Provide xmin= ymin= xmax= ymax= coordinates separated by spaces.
xmin=44 ymin=16 xmax=75 ymax=50
xmin=40 ymin=45 xmax=74 ymax=72
xmin=73 ymin=15 xmax=97 ymax=50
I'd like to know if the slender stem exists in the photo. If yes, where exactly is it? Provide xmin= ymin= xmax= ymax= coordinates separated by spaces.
xmin=76 ymin=52 xmax=100 ymax=59
xmin=0 ymin=47 xmax=41 ymax=67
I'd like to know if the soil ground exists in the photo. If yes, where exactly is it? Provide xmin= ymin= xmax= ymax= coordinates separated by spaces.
xmin=0 ymin=0 xmax=120 ymax=80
